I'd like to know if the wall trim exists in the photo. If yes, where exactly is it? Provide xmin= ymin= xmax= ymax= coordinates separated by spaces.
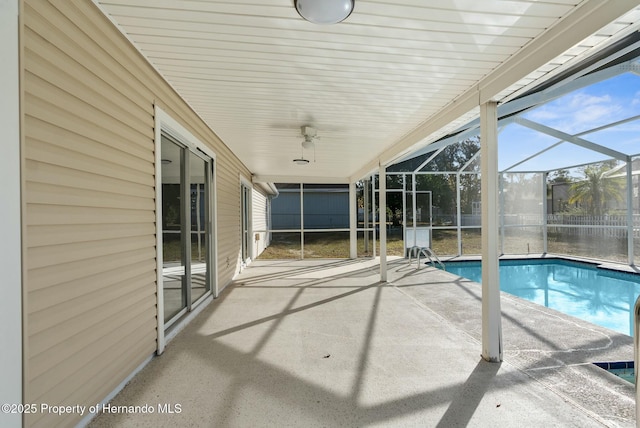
xmin=239 ymin=174 xmax=253 ymax=269
xmin=0 ymin=1 xmax=22 ymax=427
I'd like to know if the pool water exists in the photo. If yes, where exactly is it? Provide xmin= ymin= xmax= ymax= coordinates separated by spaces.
xmin=609 ymin=367 xmax=635 ymax=383
xmin=594 ymin=361 xmax=635 ymax=384
xmin=444 ymin=259 xmax=640 ymax=336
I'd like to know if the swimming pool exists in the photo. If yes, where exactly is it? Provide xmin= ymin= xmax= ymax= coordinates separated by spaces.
xmin=444 ymin=259 xmax=640 ymax=336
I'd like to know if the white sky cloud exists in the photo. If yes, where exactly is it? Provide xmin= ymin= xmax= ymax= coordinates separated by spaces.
xmin=525 ymin=91 xmax=622 ymax=134
xmin=499 ymin=73 xmax=640 ymax=171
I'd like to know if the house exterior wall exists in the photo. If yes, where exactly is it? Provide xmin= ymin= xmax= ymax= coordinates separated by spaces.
xmin=22 ymin=1 xmax=250 ymax=426
xmin=272 ymin=190 xmax=302 ymax=229
xmin=303 ymin=191 xmax=350 ymax=228
xmin=252 ymin=185 xmax=270 ymax=259
xmin=272 ymin=190 xmax=349 ymax=229
xmin=1 ymin=1 xmax=22 ymax=427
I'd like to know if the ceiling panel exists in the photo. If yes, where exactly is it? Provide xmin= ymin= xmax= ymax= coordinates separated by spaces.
xmin=94 ymin=0 xmax=640 ymax=183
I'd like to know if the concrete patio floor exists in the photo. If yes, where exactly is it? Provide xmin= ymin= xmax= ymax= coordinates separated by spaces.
xmin=89 ymin=258 xmax=635 ymax=427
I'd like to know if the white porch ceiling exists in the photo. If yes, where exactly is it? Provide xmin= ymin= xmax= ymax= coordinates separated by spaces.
xmin=94 ymin=0 xmax=640 ymax=183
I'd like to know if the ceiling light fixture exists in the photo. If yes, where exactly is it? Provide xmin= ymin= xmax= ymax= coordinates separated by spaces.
xmin=293 ymin=158 xmax=310 ymax=165
xmin=295 ymin=0 xmax=354 ymax=25
xmin=301 ymin=126 xmax=317 ymax=150
xmin=302 ymin=135 xmax=315 ymax=150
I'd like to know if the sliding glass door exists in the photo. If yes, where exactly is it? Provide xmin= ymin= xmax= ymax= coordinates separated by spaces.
xmin=189 ymin=151 xmax=209 ymax=304
xmin=161 ymin=134 xmax=213 ymax=328
xmin=241 ymin=183 xmax=251 ymax=265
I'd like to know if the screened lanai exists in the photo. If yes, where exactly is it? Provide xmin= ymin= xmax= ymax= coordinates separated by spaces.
xmin=261 ymin=36 xmax=640 ymax=268
xmin=386 ymin=41 xmax=640 ymax=266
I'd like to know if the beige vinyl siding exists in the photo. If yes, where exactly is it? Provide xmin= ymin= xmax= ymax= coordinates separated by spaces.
xmin=252 ymin=186 xmax=270 ymax=259
xmin=23 ymin=0 xmax=251 ymax=426
xmin=217 ymin=162 xmax=245 ymax=284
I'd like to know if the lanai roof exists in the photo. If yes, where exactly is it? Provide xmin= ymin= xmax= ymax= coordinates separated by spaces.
xmin=93 ymin=1 xmax=640 ymax=183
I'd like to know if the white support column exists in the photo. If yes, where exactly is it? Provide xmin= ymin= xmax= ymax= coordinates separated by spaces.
xmin=372 ymin=176 xmax=376 ymax=258
xmin=456 ymin=173 xmax=462 ymax=255
xmin=627 ymin=159 xmax=634 ymax=265
xmin=364 ymin=179 xmax=370 ymax=253
xmin=1 ymin=1 xmax=22 ymax=427
xmin=379 ymin=165 xmax=387 ymax=282
xmin=481 ymin=101 xmax=503 ymax=362
xmin=542 ymin=172 xmax=548 ymax=254
xmin=349 ymin=182 xmax=357 ymax=258
xmin=402 ymin=174 xmax=407 ymax=250
xmin=300 ymin=183 xmax=304 ymax=259
xmin=499 ymin=173 xmax=505 ymax=255
xmin=412 ymin=173 xmax=417 ymax=247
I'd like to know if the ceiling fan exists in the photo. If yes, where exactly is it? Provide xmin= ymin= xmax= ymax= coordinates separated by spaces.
xmin=293 ymin=125 xmax=320 ymax=165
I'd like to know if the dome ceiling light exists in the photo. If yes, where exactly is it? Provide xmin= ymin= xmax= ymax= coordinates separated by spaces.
xmin=295 ymin=0 xmax=354 ymax=25
xmin=292 ymin=158 xmax=310 ymax=165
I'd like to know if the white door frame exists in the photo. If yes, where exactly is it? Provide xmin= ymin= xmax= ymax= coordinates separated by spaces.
xmin=240 ymin=175 xmax=253 ymax=267
xmin=0 ymin=1 xmax=23 ymax=427
xmin=154 ymin=106 xmax=218 ymax=354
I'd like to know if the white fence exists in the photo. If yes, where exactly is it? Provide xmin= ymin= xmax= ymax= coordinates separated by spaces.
xmin=545 ymin=214 xmax=640 ymax=238
xmin=434 ymin=214 xmax=640 ymax=238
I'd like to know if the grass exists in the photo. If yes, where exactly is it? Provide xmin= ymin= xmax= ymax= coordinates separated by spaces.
xmin=164 ymin=228 xmax=634 ymax=264
xmin=258 ymin=231 xmax=406 ymax=259
xmin=257 ymin=228 xmax=633 ymax=264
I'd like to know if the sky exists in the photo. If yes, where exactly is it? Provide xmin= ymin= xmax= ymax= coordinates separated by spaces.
xmin=498 ymin=71 xmax=640 ymax=174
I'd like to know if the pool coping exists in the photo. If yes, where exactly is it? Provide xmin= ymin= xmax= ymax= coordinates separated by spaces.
xmin=392 ymin=261 xmax=636 ymax=426
xmin=441 ymin=252 xmax=640 ymax=275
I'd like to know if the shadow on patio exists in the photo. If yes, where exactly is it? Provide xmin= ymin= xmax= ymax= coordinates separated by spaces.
xmin=90 ymin=258 xmax=634 ymax=427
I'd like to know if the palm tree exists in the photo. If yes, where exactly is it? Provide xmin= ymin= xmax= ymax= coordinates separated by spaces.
xmin=568 ymin=163 xmax=624 ymax=215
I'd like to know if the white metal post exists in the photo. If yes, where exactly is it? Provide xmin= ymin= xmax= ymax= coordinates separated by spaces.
xmin=379 ymin=164 xmax=387 ymax=282
xmin=372 ymin=176 xmax=376 ymax=258
xmin=456 ymin=173 xmax=462 ymax=255
xmin=627 ymin=159 xmax=634 ymax=265
xmin=402 ymin=174 xmax=407 ymax=252
xmin=412 ymin=173 xmax=417 ymax=248
xmin=300 ymin=183 xmax=304 ymax=259
xmin=542 ymin=172 xmax=548 ymax=254
xmin=349 ymin=182 xmax=357 ymax=258
xmin=364 ymin=179 xmax=370 ymax=253
xmin=499 ymin=173 xmax=505 ymax=255
xmin=481 ymin=101 xmax=503 ymax=362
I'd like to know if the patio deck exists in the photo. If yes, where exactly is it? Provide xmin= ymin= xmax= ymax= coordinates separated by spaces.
xmin=89 ymin=258 xmax=635 ymax=427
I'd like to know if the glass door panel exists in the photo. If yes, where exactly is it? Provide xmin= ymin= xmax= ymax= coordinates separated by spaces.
xmin=241 ymin=185 xmax=251 ymax=263
xmin=190 ymin=151 xmax=209 ymax=304
xmin=161 ymin=137 xmax=187 ymax=323
xmin=161 ymin=134 xmax=213 ymax=326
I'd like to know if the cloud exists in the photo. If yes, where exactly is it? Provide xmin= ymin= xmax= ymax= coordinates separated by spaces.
xmin=525 ymin=91 xmax=622 ymax=134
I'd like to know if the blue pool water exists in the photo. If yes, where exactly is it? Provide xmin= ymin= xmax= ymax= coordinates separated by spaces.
xmin=444 ymin=259 xmax=640 ymax=336
xmin=594 ymin=361 xmax=635 ymax=384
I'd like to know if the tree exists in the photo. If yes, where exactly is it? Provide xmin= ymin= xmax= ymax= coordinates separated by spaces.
xmin=548 ymin=169 xmax=573 ymax=185
xmin=547 ymin=169 xmax=574 ymax=210
xmin=364 ymin=137 xmax=481 ymax=227
xmin=568 ymin=162 xmax=624 ymax=215
xmin=421 ymin=137 xmax=481 ymax=216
